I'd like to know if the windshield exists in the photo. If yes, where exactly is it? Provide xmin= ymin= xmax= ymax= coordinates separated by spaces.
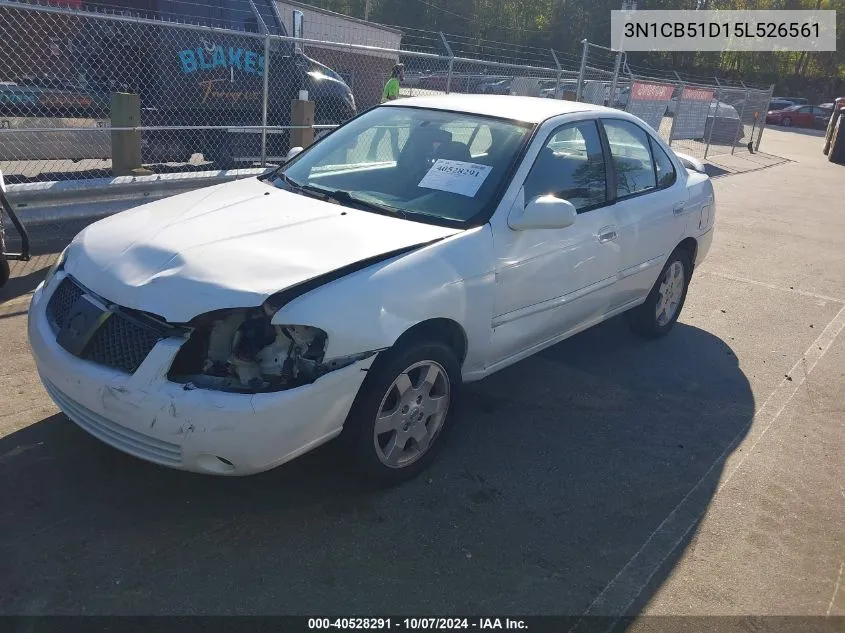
xmin=268 ymin=106 xmax=533 ymax=226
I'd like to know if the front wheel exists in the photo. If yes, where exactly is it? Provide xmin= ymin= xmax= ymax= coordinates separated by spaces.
xmin=625 ymin=249 xmax=692 ymax=339
xmin=782 ymin=117 xmax=792 ymax=127
xmin=341 ymin=340 xmax=460 ymax=483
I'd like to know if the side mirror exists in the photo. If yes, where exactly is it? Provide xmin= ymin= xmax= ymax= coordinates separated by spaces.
xmin=508 ymin=193 xmax=577 ymax=231
xmin=0 ymin=168 xmax=6 ymax=194
xmin=285 ymin=146 xmax=303 ymax=162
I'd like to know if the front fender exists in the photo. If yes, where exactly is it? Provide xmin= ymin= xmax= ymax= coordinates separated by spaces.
xmin=271 ymin=226 xmax=495 ymax=375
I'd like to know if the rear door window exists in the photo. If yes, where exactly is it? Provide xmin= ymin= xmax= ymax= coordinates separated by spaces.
xmin=601 ymin=119 xmax=657 ymax=198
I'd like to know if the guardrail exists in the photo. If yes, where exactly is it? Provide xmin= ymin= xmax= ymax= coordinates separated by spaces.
xmin=4 ymin=167 xmax=268 ymax=225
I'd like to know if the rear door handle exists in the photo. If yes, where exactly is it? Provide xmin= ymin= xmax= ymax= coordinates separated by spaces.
xmin=598 ymin=226 xmax=618 ymax=243
xmin=673 ymin=203 xmax=686 ymax=216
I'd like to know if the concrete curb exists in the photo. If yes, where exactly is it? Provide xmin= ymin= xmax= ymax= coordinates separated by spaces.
xmin=5 ymin=168 xmax=269 ymax=225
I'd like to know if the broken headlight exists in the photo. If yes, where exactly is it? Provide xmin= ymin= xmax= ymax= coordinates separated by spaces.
xmin=43 ymin=246 xmax=68 ymax=288
xmin=167 ymin=306 xmax=371 ymax=393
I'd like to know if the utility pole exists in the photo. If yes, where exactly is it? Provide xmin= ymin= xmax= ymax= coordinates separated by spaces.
xmin=364 ymin=0 xmax=371 ymax=21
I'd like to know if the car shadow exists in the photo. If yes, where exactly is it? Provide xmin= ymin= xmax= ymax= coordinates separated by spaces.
xmin=0 ymin=317 xmax=753 ymax=616
xmin=0 ymin=267 xmax=48 ymax=304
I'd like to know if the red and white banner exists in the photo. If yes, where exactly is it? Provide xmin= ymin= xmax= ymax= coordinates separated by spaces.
xmin=631 ymin=81 xmax=674 ymax=102
xmin=626 ymin=81 xmax=674 ymax=130
xmin=681 ymin=86 xmax=714 ymax=102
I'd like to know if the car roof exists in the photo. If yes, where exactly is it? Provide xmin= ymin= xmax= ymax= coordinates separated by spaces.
xmin=382 ymin=94 xmax=613 ymax=124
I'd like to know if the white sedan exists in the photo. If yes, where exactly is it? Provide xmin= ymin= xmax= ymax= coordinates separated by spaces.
xmin=28 ymin=95 xmax=715 ymax=482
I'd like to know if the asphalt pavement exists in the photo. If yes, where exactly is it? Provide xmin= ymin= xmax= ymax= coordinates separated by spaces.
xmin=0 ymin=128 xmax=842 ymax=620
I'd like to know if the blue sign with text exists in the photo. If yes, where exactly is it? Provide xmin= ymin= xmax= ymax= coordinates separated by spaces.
xmin=178 ymin=45 xmax=266 ymax=76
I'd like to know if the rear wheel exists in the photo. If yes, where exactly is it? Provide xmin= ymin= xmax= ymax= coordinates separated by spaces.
xmin=341 ymin=339 xmax=460 ymax=484
xmin=828 ymin=115 xmax=845 ymax=164
xmin=625 ymin=249 xmax=692 ymax=339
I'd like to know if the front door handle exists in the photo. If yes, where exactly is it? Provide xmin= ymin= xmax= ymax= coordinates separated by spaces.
xmin=598 ymin=226 xmax=618 ymax=243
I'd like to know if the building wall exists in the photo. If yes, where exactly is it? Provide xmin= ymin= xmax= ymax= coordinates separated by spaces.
xmin=274 ymin=1 xmax=401 ymax=113
xmin=275 ymin=1 xmax=402 ymax=55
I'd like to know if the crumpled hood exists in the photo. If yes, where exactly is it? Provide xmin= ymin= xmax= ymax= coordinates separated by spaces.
xmin=65 ymin=177 xmax=460 ymax=322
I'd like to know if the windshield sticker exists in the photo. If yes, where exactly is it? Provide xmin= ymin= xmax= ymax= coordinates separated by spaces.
xmin=418 ymin=160 xmax=492 ymax=197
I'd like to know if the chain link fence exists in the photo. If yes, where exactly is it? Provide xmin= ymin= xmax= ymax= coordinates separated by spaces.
xmin=576 ymin=43 xmax=775 ymax=162
xmin=0 ymin=0 xmax=774 ymax=184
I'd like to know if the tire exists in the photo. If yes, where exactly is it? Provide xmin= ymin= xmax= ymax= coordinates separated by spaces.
xmin=823 ymin=111 xmax=838 ymax=155
xmin=205 ymin=132 xmax=236 ymax=171
xmin=341 ymin=339 xmax=460 ymax=484
xmin=0 ymin=252 xmax=9 ymax=289
xmin=827 ymin=115 xmax=845 ymax=165
xmin=625 ymin=249 xmax=692 ymax=339
xmin=782 ymin=117 xmax=792 ymax=127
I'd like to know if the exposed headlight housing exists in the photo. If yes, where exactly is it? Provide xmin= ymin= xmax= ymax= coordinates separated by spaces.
xmin=168 ymin=307 xmax=375 ymax=393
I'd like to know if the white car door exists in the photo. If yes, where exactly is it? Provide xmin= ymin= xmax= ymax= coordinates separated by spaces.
xmin=600 ymin=119 xmax=687 ymax=308
xmin=487 ymin=119 xmax=621 ymax=369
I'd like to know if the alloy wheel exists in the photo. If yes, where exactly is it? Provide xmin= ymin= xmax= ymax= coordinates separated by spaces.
xmin=655 ymin=261 xmax=685 ymax=327
xmin=373 ymin=360 xmax=450 ymax=468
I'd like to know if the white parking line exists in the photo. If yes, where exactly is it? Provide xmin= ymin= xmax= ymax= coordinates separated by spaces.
xmin=827 ymin=562 xmax=844 ymax=617
xmin=571 ymin=303 xmax=845 ymax=628
xmin=701 ymin=270 xmax=845 ymax=304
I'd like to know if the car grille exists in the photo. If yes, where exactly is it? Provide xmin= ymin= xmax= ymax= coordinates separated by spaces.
xmin=46 ymin=276 xmax=84 ymax=330
xmin=46 ymin=276 xmax=163 ymax=374
xmin=42 ymin=376 xmax=182 ymax=467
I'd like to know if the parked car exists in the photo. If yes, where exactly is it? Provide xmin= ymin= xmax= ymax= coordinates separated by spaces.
xmin=766 ymin=104 xmax=831 ymax=129
xmin=29 ymin=95 xmax=715 ymax=482
xmin=773 ymin=96 xmax=809 ymax=105
xmin=610 ymin=85 xmax=631 ymax=109
xmin=479 ymin=78 xmax=513 ymax=94
xmin=540 ymin=81 xmax=578 ymax=100
xmin=703 ymin=101 xmax=744 ymax=144
xmin=767 ymin=99 xmax=799 ymax=112
xmin=2 ymin=0 xmax=355 ymax=167
xmin=416 ymin=73 xmax=451 ymax=91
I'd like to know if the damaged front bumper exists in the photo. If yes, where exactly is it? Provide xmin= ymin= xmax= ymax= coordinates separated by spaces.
xmin=28 ymin=277 xmax=376 ymax=476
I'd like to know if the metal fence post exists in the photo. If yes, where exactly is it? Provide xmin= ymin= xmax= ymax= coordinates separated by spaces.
xmin=667 ymin=80 xmax=684 ymax=147
xmin=575 ymin=39 xmax=588 ymax=102
xmin=439 ymin=32 xmax=455 ymax=94
xmin=704 ymin=80 xmax=721 ymax=159
xmin=731 ymin=83 xmax=749 ymax=155
xmin=249 ymin=0 xmax=271 ymax=167
xmin=608 ymin=50 xmax=622 ymax=108
xmin=260 ymin=33 xmax=271 ymax=167
xmin=754 ymin=84 xmax=775 ymax=152
xmin=550 ymin=49 xmax=563 ymax=99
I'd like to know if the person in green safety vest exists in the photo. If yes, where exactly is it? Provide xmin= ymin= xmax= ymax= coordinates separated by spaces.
xmin=381 ymin=63 xmax=405 ymax=103
xmin=368 ymin=63 xmax=405 ymax=161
